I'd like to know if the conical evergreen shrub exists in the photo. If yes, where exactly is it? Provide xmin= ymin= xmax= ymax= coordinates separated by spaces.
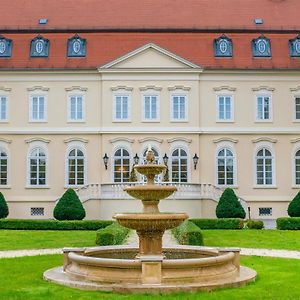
xmin=0 ymin=192 xmax=9 ymax=219
xmin=53 ymin=189 xmax=86 ymax=220
xmin=216 ymin=188 xmax=246 ymax=219
xmin=288 ymin=191 xmax=300 ymax=217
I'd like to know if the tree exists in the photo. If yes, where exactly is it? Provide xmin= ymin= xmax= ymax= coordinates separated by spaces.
xmin=0 ymin=192 xmax=9 ymax=219
xmin=216 ymin=188 xmax=246 ymax=219
xmin=288 ymin=191 xmax=300 ymax=217
xmin=53 ymin=189 xmax=86 ymax=220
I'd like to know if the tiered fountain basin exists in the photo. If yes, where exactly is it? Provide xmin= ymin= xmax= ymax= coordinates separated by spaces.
xmin=44 ymin=245 xmax=256 ymax=293
xmin=44 ymin=148 xmax=256 ymax=293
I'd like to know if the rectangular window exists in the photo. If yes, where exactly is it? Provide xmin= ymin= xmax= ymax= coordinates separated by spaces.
xmin=114 ymin=95 xmax=129 ymax=121
xmin=30 ymin=96 xmax=46 ymax=121
xmin=172 ymin=95 xmax=187 ymax=121
xmin=0 ymin=96 xmax=7 ymax=121
xmin=296 ymin=157 xmax=300 ymax=185
xmin=256 ymin=96 xmax=271 ymax=120
xmin=69 ymin=95 xmax=84 ymax=121
xmin=259 ymin=207 xmax=272 ymax=216
xmin=295 ymin=97 xmax=300 ymax=120
xmin=217 ymin=96 xmax=233 ymax=121
xmin=143 ymin=95 xmax=158 ymax=120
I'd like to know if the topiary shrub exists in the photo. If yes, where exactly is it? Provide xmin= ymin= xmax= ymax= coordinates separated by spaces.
xmin=288 ymin=191 xmax=300 ymax=217
xmin=0 ymin=192 xmax=9 ymax=219
xmin=53 ymin=189 xmax=86 ymax=220
xmin=277 ymin=217 xmax=300 ymax=230
xmin=246 ymin=220 xmax=264 ymax=229
xmin=216 ymin=188 xmax=246 ymax=219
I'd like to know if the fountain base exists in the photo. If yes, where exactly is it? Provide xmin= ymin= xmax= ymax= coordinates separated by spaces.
xmin=44 ymin=245 xmax=256 ymax=294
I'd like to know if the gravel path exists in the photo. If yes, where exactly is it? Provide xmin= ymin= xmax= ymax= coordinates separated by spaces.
xmin=1 ymin=231 xmax=299 ymax=260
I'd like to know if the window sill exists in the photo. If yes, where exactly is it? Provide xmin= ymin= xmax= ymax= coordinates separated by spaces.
xmin=292 ymin=120 xmax=300 ymax=123
xmin=67 ymin=120 xmax=86 ymax=123
xmin=253 ymin=185 xmax=277 ymax=189
xmin=26 ymin=185 xmax=50 ymax=189
xmin=216 ymin=120 xmax=235 ymax=123
xmin=292 ymin=185 xmax=300 ymax=189
xmin=170 ymin=120 xmax=189 ymax=123
xmin=141 ymin=120 xmax=160 ymax=123
xmin=0 ymin=185 xmax=11 ymax=189
xmin=216 ymin=185 xmax=238 ymax=189
xmin=0 ymin=121 xmax=9 ymax=123
xmin=112 ymin=120 xmax=131 ymax=123
xmin=64 ymin=185 xmax=85 ymax=189
xmin=28 ymin=120 xmax=48 ymax=123
xmin=254 ymin=120 xmax=273 ymax=123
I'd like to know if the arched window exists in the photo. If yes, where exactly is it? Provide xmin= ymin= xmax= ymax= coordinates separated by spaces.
xmin=0 ymin=150 xmax=8 ymax=185
xmin=256 ymin=148 xmax=273 ymax=185
xmin=67 ymin=148 xmax=85 ymax=185
xmin=113 ymin=148 xmax=130 ymax=183
xmin=29 ymin=148 xmax=46 ymax=186
xmin=295 ymin=150 xmax=300 ymax=185
xmin=171 ymin=148 xmax=188 ymax=183
xmin=217 ymin=148 xmax=234 ymax=185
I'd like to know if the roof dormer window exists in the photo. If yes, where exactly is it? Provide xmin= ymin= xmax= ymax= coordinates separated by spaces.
xmin=252 ymin=36 xmax=271 ymax=57
xmin=67 ymin=35 xmax=86 ymax=57
xmin=0 ymin=36 xmax=12 ymax=58
xmin=289 ymin=35 xmax=300 ymax=57
xmin=214 ymin=35 xmax=232 ymax=57
xmin=30 ymin=36 xmax=49 ymax=57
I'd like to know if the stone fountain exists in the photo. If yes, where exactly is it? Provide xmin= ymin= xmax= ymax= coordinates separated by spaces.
xmin=44 ymin=147 xmax=256 ymax=293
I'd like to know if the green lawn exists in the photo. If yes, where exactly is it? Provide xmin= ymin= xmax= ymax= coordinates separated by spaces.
xmin=1 ymin=229 xmax=300 ymax=251
xmin=0 ymin=255 xmax=299 ymax=300
xmin=202 ymin=229 xmax=300 ymax=250
xmin=0 ymin=230 xmax=97 ymax=250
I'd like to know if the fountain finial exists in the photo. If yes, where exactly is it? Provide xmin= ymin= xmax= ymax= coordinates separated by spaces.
xmin=146 ymin=144 xmax=155 ymax=164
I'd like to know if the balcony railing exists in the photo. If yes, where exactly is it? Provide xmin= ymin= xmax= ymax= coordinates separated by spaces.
xmin=76 ymin=182 xmax=247 ymax=210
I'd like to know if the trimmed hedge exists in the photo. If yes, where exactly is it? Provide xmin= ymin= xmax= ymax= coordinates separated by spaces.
xmin=246 ymin=220 xmax=264 ymax=229
xmin=277 ymin=217 xmax=300 ymax=230
xmin=288 ymin=191 xmax=300 ymax=217
xmin=172 ymin=220 xmax=204 ymax=246
xmin=0 ymin=219 xmax=113 ymax=230
xmin=190 ymin=218 xmax=244 ymax=229
xmin=216 ymin=188 xmax=246 ymax=219
xmin=54 ymin=189 xmax=86 ymax=220
xmin=0 ymin=192 xmax=9 ymax=219
xmin=96 ymin=222 xmax=130 ymax=246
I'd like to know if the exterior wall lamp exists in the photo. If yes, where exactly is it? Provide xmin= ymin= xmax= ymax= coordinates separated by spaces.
xmin=133 ymin=153 xmax=139 ymax=165
xmin=193 ymin=153 xmax=199 ymax=170
xmin=163 ymin=153 xmax=169 ymax=165
xmin=103 ymin=153 xmax=109 ymax=170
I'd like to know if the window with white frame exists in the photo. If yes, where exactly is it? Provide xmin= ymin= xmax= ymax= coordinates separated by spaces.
xmin=67 ymin=148 xmax=85 ymax=186
xmin=30 ymin=95 xmax=46 ymax=121
xmin=171 ymin=148 xmax=188 ymax=183
xmin=143 ymin=95 xmax=159 ymax=121
xmin=0 ymin=150 xmax=8 ymax=185
xmin=113 ymin=148 xmax=130 ymax=183
xmin=256 ymin=95 xmax=271 ymax=120
xmin=171 ymin=95 xmax=187 ymax=121
xmin=114 ymin=95 xmax=130 ymax=121
xmin=295 ymin=150 xmax=300 ymax=185
xmin=0 ymin=96 xmax=7 ymax=121
xmin=295 ymin=97 xmax=300 ymax=120
xmin=29 ymin=148 xmax=46 ymax=186
xmin=69 ymin=95 xmax=84 ymax=121
xmin=256 ymin=148 xmax=273 ymax=185
xmin=217 ymin=95 xmax=233 ymax=121
xmin=217 ymin=148 xmax=234 ymax=185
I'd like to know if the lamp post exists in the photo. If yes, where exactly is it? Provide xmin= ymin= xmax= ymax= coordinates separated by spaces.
xmin=193 ymin=153 xmax=199 ymax=170
xmin=102 ymin=153 xmax=109 ymax=170
xmin=133 ymin=153 xmax=139 ymax=165
xmin=163 ymin=153 xmax=169 ymax=165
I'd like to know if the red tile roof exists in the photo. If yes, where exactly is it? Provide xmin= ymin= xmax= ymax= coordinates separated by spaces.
xmin=0 ymin=0 xmax=299 ymax=31
xmin=0 ymin=32 xmax=299 ymax=70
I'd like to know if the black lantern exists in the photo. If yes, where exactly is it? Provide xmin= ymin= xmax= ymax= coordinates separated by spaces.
xmin=163 ymin=153 xmax=169 ymax=165
xmin=193 ymin=153 xmax=199 ymax=170
xmin=133 ymin=153 xmax=139 ymax=165
xmin=102 ymin=153 xmax=109 ymax=170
